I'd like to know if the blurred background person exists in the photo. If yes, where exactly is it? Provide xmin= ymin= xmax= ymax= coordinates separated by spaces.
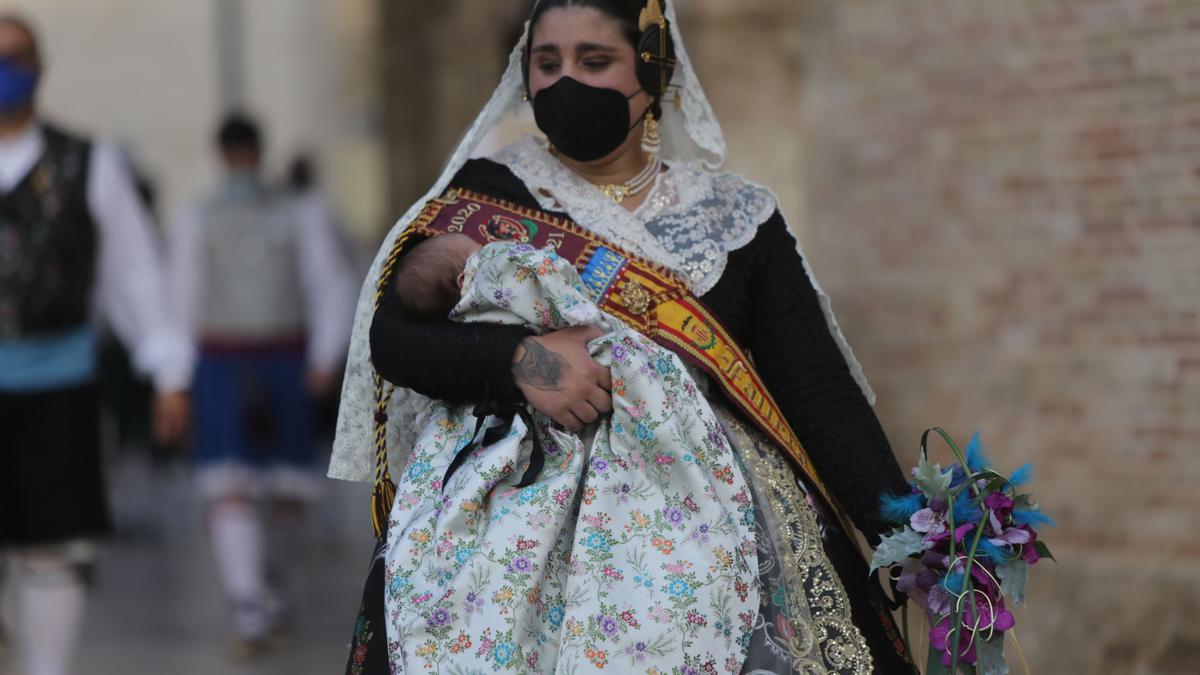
xmin=0 ymin=14 xmax=191 ymax=675
xmin=96 ymin=151 xmax=182 ymax=543
xmin=165 ymin=112 xmax=356 ymax=656
xmin=283 ymin=151 xmax=365 ymax=437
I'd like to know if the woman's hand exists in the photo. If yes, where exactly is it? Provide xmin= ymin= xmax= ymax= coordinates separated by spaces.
xmin=512 ymin=326 xmax=612 ymax=431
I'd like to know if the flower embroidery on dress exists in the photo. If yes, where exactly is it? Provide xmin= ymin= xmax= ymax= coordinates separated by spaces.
xmin=382 ymin=244 xmax=759 ymax=672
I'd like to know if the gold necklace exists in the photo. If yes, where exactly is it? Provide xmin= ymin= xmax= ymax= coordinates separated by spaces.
xmin=598 ymin=154 xmax=661 ymax=205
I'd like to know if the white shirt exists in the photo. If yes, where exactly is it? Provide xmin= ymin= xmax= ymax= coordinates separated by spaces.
xmin=0 ymin=124 xmax=194 ymax=392
xmin=167 ymin=188 xmax=357 ymax=374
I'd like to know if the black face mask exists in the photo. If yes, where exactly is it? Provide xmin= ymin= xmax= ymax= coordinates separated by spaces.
xmin=533 ymin=76 xmax=642 ymax=162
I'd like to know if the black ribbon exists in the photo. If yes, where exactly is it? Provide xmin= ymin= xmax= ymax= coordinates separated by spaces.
xmin=442 ymin=402 xmax=546 ymax=490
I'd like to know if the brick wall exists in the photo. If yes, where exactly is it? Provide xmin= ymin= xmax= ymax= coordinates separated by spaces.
xmin=801 ymin=1 xmax=1200 ymax=672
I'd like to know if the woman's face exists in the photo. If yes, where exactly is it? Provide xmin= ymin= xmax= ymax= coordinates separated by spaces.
xmin=528 ymin=7 xmax=650 ymax=159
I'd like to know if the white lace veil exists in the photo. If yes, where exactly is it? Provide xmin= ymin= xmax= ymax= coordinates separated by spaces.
xmin=329 ymin=0 xmax=874 ymax=482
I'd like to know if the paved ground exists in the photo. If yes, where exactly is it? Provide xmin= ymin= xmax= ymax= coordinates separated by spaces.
xmin=1 ymin=455 xmax=376 ymax=675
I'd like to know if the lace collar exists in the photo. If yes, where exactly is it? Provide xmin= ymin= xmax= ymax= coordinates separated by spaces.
xmin=491 ymin=135 xmax=776 ymax=295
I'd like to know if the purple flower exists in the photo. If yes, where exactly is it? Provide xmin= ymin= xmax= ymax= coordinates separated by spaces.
xmin=934 ymin=590 xmax=1015 ymax=663
xmin=597 ymin=614 xmax=619 ymax=637
xmin=930 ymin=616 xmax=977 ymax=666
xmin=465 ymin=591 xmax=485 ymax=614
xmin=988 ymin=527 xmax=1033 ymax=547
xmin=968 ymin=562 xmax=1000 ymax=595
xmin=428 ymin=607 xmax=451 ymax=627
xmin=991 ymin=603 xmax=1016 ymax=632
xmin=983 ymin=492 xmax=1014 ymax=515
xmin=988 ymin=509 xmax=1005 ymax=536
xmin=910 ymin=508 xmax=945 ymax=534
xmin=611 ymin=343 xmax=627 ymax=360
xmin=664 ymin=507 xmax=685 ymax=527
xmin=921 ymin=549 xmax=946 ymax=569
xmin=591 ymin=458 xmax=609 ymax=472
xmin=1020 ymin=528 xmax=1042 ymax=564
xmin=926 ymin=585 xmax=952 ymax=615
xmin=508 ymin=557 xmax=532 ymax=574
xmin=931 ymin=522 xmax=977 ymax=547
xmin=915 ymin=568 xmax=940 ymax=591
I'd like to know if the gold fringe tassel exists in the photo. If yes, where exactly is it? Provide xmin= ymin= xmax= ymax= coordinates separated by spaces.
xmin=368 ymin=226 xmax=421 ymax=538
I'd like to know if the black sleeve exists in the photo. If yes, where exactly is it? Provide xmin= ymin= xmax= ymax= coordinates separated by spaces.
xmin=746 ymin=213 xmax=910 ymax=543
xmin=367 ymin=158 xmax=539 ymax=403
xmin=370 ymin=284 xmax=532 ymax=403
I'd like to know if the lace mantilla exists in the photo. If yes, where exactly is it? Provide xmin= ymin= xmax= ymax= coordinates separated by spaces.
xmin=493 ymin=135 xmax=776 ymax=296
xmin=492 ymin=135 xmax=876 ymax=405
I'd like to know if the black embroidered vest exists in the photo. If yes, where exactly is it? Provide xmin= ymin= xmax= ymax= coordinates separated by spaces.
xmin=0 ymin=125 xmax=96 ymax=339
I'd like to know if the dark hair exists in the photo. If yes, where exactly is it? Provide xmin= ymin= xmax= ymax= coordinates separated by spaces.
xmin=392 ymin=235 xmax=477 ymax=319
xmin=525 ymin=0 xmax=675 ymax=118
xmin=216 ymin=112 xmax=262 ymax=150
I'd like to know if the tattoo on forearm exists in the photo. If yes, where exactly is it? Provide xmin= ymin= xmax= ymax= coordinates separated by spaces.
xmin=513 ymin=339 xmax=569 ymax=391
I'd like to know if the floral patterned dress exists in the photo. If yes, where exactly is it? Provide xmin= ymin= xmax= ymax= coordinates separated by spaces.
xmin=383 ymin=243 xmax=760 ymax=673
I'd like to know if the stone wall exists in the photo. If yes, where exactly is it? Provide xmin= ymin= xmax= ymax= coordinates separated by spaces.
xmin=380 ymin=0 xmax=528 ymax=217
xmin=801 ymin=1 xmax=1200 ymax=672
xmin=676 ymin=0 xmax=808 ymax=223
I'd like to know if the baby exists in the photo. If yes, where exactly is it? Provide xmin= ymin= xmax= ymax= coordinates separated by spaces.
xmin=383 ymin=234 xmax=759 ymax=673
xmin=391 ymin=232 xmax=482 ymax=318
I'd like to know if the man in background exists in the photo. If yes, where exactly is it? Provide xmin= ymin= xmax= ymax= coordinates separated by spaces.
xmin=0 ymin=15 xmax=192 ymax=675
xmin=167 ymin=113 xmax=356 ymax=655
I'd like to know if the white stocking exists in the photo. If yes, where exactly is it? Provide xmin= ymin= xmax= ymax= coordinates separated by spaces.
xmin=16 ymin=555 xmax=87 ymax=675
xmin=207 ymin=500 xmax=269 ymax=638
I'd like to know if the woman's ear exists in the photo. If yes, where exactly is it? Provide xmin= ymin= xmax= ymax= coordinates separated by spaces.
xmin=457 ymin=271 xmax=467 ymax=290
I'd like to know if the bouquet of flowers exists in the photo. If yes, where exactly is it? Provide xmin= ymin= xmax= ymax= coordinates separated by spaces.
xmin=872 ymin=428 xmax=1054 ymax=674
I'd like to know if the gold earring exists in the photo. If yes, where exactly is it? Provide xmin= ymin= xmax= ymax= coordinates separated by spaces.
xmin=641 ymin=109 xmax=661 ymax=154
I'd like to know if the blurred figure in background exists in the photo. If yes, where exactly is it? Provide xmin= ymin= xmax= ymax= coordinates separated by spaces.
xmin=0 ymin=15 xmax=192 ymax=675
xmin=167 ymin=113 xmax=355 ymax=655
xmin=285 ymin=152 xmax=316 ymax=195
xmin=283 ymin=151 xmax=358 ymax=438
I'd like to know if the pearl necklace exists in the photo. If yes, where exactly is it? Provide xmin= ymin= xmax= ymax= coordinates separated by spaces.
xmin=598 ymin=154 xmax=662 ymax=205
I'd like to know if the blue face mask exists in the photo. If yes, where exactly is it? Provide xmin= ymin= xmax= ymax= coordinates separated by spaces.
xmin=0 ymin=57 xmax=38 ymax=112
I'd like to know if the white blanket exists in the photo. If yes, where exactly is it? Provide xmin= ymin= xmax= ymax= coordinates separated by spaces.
xmin=383 ymin=242 xmax=760 ymax=673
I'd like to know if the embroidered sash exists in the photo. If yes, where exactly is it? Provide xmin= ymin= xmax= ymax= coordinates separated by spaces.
xmin=371 ymin=188 xmax=858 ymax=540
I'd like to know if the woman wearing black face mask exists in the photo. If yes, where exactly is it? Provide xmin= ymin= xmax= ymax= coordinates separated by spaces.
xmin=336 ymin=1 xmax=918 ymax=673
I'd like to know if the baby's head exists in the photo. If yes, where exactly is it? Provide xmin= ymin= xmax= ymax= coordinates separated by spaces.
xmin=392 ymin=233 xmax=482 ymax=318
